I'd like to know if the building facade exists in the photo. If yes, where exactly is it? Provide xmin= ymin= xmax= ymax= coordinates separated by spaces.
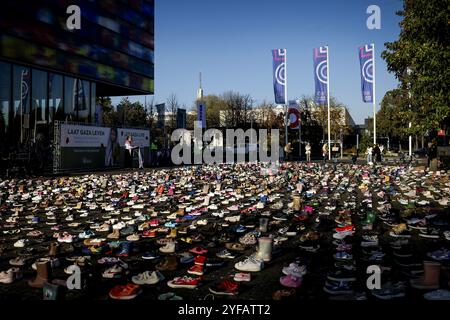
xmin=0 ymin=0 xmax=154 ymax=155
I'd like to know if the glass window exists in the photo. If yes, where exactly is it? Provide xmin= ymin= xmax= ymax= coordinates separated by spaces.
xmin=32 ymin=69 xmax=47 ymax=125
xmin=49 ymin=73 xmax=63 ymax=122
xmin=64 ymin=76 xmax=76 ymax=121
xmin=13 ymin=65 xmax=31 ymax=143
xmin=76 ymin=80 xmax=90 ymax=123
xmin=90 ymin=82 xmax=96 ymax=124
xmin=0 ymin=62 xmax=11 ymax=141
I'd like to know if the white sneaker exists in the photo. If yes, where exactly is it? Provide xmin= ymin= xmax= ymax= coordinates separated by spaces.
xmin=159 ymin=242 xmax=176 ymax=253
xmin=13 ymin=239 xmax=28 ymax=248
xmin=132 ymin=271 xmax=165 ymax=285
xmin=234 ymin=257 xmax=264 ymax=272
xmin=0 ymin=268 xmax=22 ymax=284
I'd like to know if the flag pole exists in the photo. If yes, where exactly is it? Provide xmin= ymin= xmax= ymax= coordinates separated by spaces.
xmin=326 ymin=46 xmax=331 ymax=161
xmin=284 ymin=49 xmax=288 ymax=147
xmin=373 ymin=43 xmax=377 ymax=145
xmin=20 ymin=71 xmax=23 ymax=144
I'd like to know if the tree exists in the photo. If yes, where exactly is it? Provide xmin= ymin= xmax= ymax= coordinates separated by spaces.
xmin=221 ymin=91 xmax=253 ymax=128
xmin=382 ymin=0 xmax=450 ymax=134
xmin=166 ymin=93 xmax=179 ymax=133
xmin=97 ymin=97 xmax=119 ymax=127
xmin=301 ymin=95 xmax=352 ymax=141
xmin=116 ymin=97 xmax=147 ymax=127
xmin=377 ymin=89 xmax=409 ymax=140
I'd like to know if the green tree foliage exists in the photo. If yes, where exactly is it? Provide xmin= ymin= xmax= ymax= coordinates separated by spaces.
xmin=382 ymin=0 xmax=450 ymax=133
xmin=377 ymin=89 xmax=409 ymax=139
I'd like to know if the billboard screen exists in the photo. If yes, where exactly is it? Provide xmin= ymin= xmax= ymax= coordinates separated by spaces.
xmin=0 ymin=0 xmax=154 ymax=93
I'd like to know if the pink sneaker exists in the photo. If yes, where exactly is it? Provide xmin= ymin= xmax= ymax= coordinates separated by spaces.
xmin=234 ymin=272 xmax=251 ymax=282
xmin=280 ymin=274 xmax=302 ymax=288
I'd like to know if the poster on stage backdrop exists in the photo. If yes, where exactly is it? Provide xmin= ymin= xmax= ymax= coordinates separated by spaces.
xmin=60 ymin=124 xmax=110 ymax=147
xmin=59 ymin=123 xmax=111 ymax=171
xmin=117 ymin=128 xmax=150 ymax=148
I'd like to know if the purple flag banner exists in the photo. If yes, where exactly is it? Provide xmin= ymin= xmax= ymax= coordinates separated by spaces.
xmin=359 ymin=44 xmax=374 ymax=103
xmin=197 ymin=102 xmax=206 ymax=129
xmin=272 ymin=49 xmax=286 ymax=104
xmin=313 ymin=47 xmax=328 ymax=105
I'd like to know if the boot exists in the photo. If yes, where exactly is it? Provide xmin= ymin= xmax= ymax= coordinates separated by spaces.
xmin=107 ymin=229 xmax=120 ymax=239
xmin=49 ymin=242 xmax=60 ymax=257
xmin=255 ymin=237 xmax=273 ymax=262
xmin=410 ymin=261 xmax=441 ymax=290
xmin=202 ymin=184 xmax=210 ymax=195
xmin=292 ymin=195 xmax=302 ymax=212
xmin=203 ymin=196 xmax=210 ymax=206
xmin=29 ymin=261 xmax=50 ymax=288
xmin=155 ymin=255 xmax=178 ymax=271
xmin=177 ymin=206 xmax=186 ymax=216
xmin=168 ymin=228 xmax=177 ymax=238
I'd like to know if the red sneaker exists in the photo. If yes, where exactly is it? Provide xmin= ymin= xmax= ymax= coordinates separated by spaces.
xmin=109 ymin=283 xmax=141 ymax=300
xmin=194 ymin=255 xmax=206 ymax=265
xmin=188 ymin=264 xmax=205 ymax=276
xmin=167 ymin=276 xmax=200 ymax=289
xmin=143 ymin=230 xmax=156 ymax=238
xmin=190 ymin=247 xmax=208 ymax=255
xmin=335 ymin=225 xmax=354 ymax=233
xmin=209 ymin=280 xmax=239 ymax=296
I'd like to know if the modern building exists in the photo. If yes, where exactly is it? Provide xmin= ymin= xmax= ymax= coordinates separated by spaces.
xmin=0 ymin=0 xmax=154 ymax=155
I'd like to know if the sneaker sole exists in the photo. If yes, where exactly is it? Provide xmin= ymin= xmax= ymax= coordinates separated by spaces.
xmin=327 ymin=276 xmax=357 ymax=282
xmin=209 ymin=288 xmax=237 ymax=296
xmin=167 ymin=282 xmax=197 ymax=289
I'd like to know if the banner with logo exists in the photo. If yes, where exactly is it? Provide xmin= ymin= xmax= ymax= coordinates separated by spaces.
xmin=359 ymin=44 xmax=374 ymax=103
xmin=117 ymin=128 xmax=150 ymax=148
xmin=59 ymin=123 xmax=111 ymax=171
xmin=197 ymin=102 xmax=206 ymax=128
xmin=313 ymin=46 xmax=328 ymax=105
xmin=272 ymin=49 xmax=286 ymax=104
xmin=57 ymin=124 xmax=150 ymax=171
xmin=60 ymin=124 xmax=110 ymax=147
xmin=288 ymin=100 xmax=301 ymax=129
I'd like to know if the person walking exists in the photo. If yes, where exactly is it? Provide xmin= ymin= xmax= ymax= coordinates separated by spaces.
xmin=305 ymin=142 xmax=312 ymax=162
xmin=373 ymin=144 xmax=381 ymax=164
xmin=322 ymin=143 xmax=328 ymax=163
xmin=366 ymin=145 xmax=373 ymax=164
xmin=284 ymin=142 xmax=293 ymax=161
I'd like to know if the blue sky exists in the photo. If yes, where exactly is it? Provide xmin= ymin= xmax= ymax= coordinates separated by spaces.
xmin=113 ymin=0 xmax=403 ymax=124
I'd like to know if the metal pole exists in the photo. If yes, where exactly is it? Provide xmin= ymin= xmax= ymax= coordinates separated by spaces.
xmin=356 ymin=133 xmax=359 ymax=150
xmin=299 ymin=122 xmax=302 ymax=160
xmin=326 ymin=46 xmax=331 ymax=160
xmin=284 ymin=49 xmax=288 ymax=147
xmin=372 ymin=43 xmax=377 ymax=145
xmin=408 ymin=68 xmax=412 ymax=157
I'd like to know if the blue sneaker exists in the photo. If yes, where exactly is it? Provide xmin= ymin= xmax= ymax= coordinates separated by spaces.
xmin=164 ymin=221 xmax=177 ymax=228
xmin=142 ymin=252 xmax=158 ymax=260
xmin=234 ymin=225 xmax=247 ymax=233
xmin=179 ymin=252 xmax=194 ymax=264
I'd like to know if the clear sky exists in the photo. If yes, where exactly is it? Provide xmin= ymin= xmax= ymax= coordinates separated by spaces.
xmin=113 ymin=0 xmax=404 ymax=124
